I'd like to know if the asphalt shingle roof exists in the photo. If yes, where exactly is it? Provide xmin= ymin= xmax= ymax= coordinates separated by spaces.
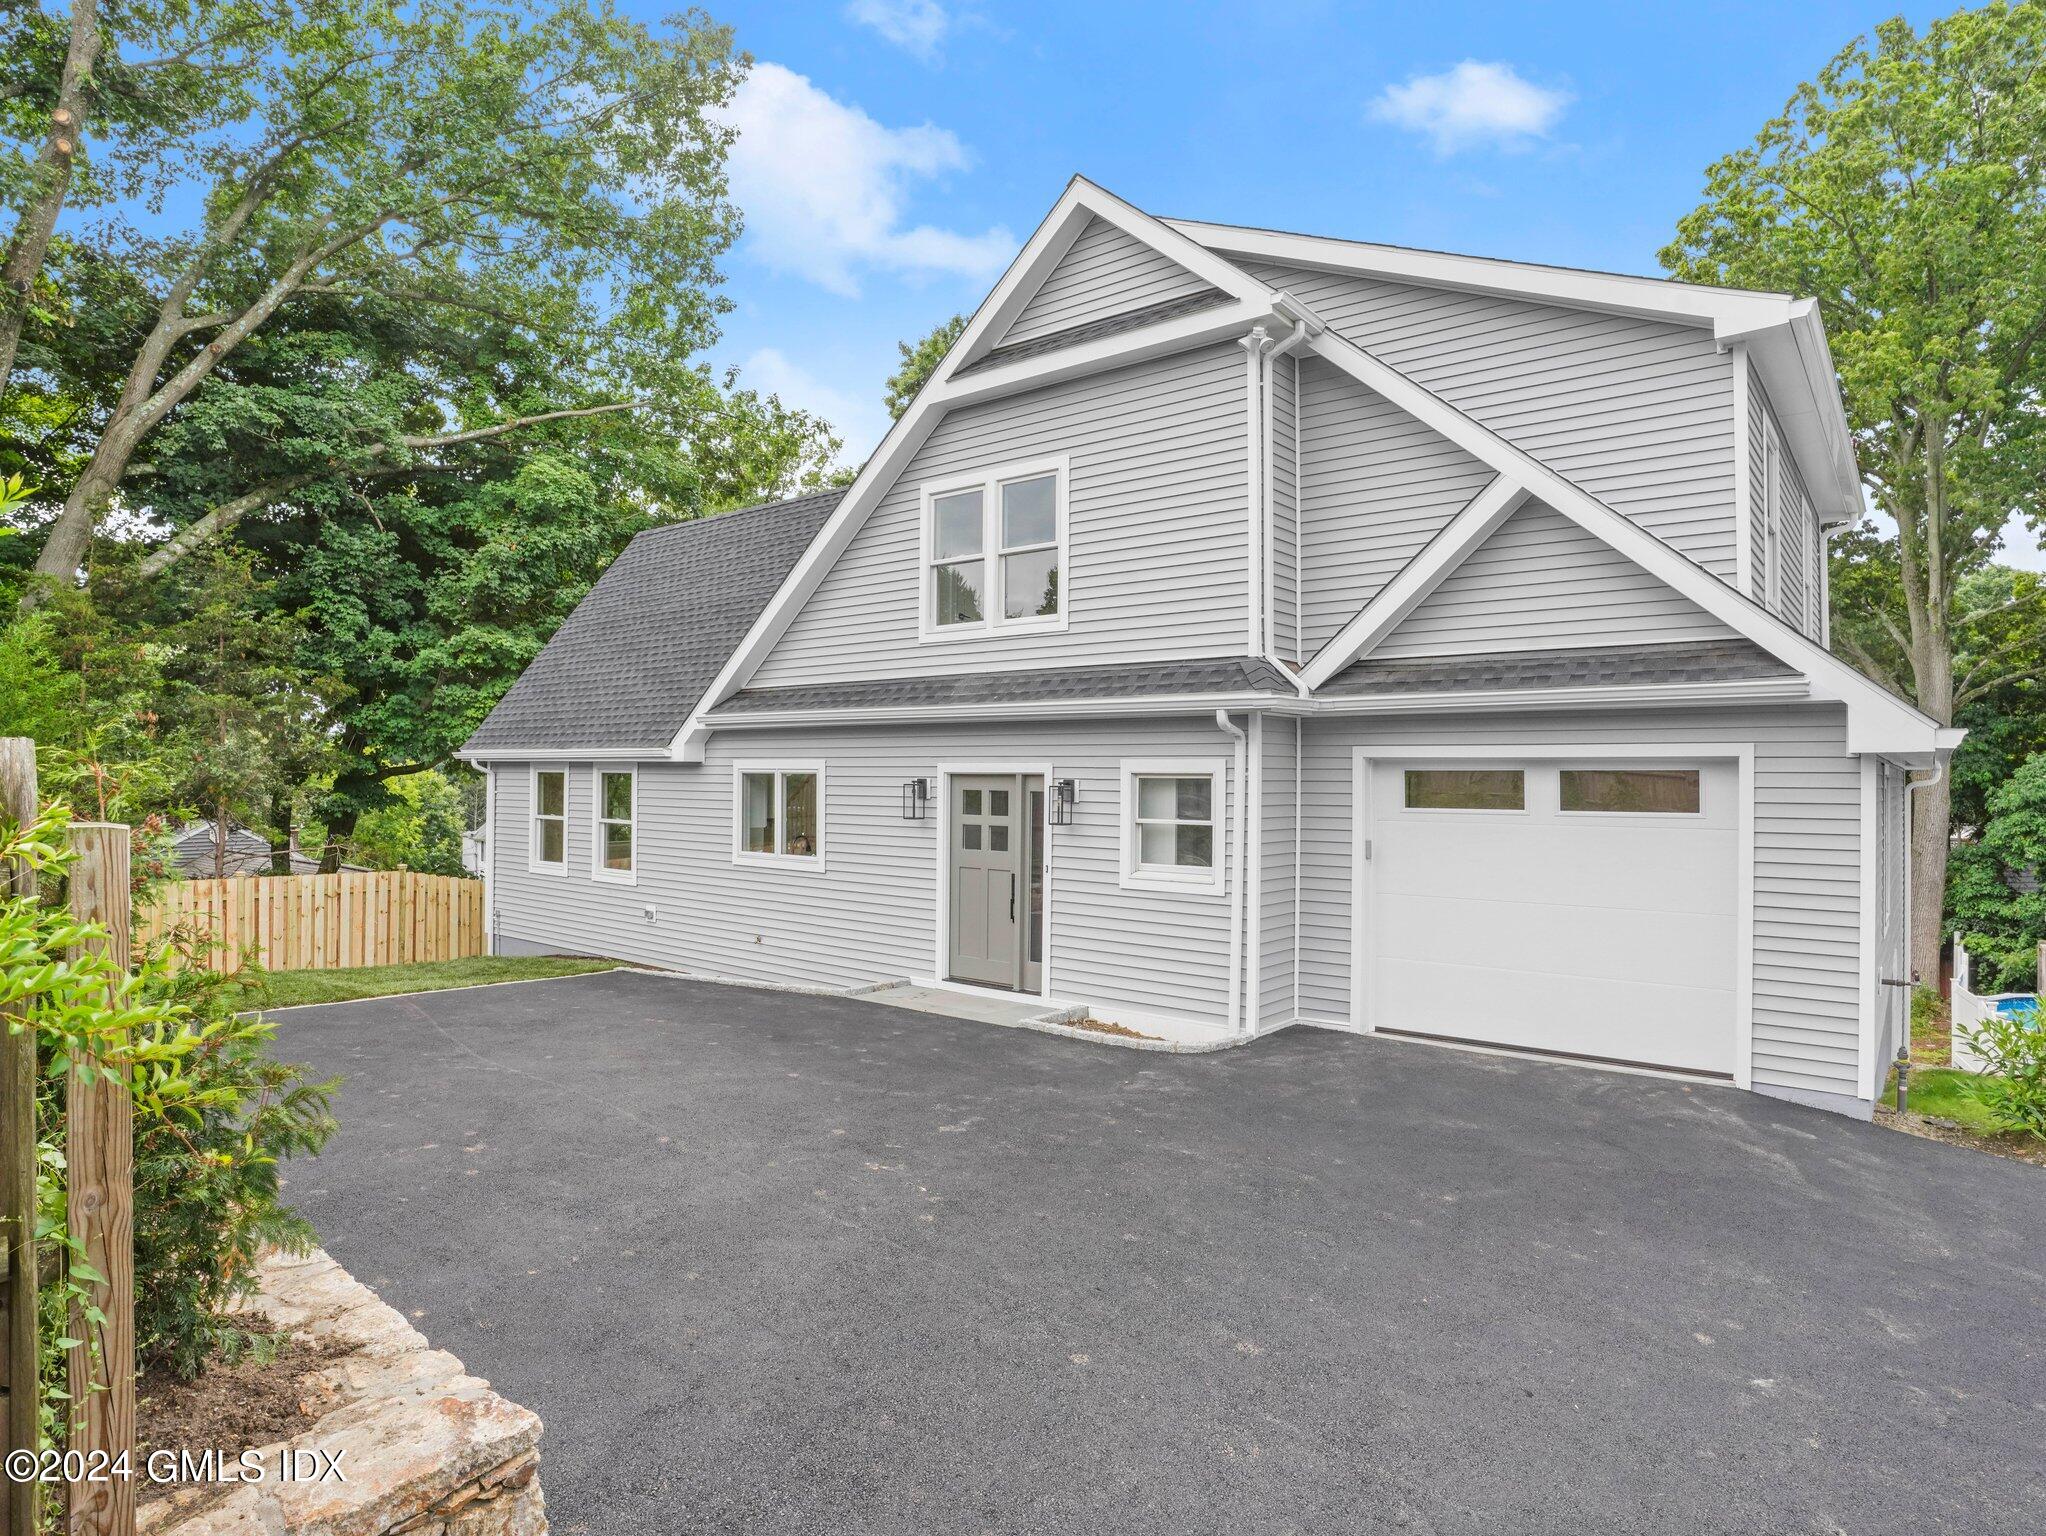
xmin=713 ymin=657 xmax=1296 ymax=715
xmin=952 ymin=289 xmax=1234 ymax=377
xmin=1316 ymin=639 xmax=1800 ymax=698
xmin=462 ymin=489 xmax=844 ymax=756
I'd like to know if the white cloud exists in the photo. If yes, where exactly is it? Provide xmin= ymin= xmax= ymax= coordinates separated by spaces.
xmin=738 ymin=347 xmax=892 ymax=465
xmin=716 ymin=62 xmax=1014 ymax=296
xmin=846 ymin=0 xmax=950 ymax=61
xmin=1369 ymin=61 xmax=1571 ymax=154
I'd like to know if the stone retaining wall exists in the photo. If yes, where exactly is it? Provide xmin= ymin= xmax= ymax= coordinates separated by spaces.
xmin=141 ymin=1248 xmax=546 ymax=1535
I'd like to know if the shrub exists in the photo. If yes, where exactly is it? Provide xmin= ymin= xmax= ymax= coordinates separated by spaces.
xmin=128 ymin=960 xmax=338 ymax=1379
xmin=1950 ymin=751 xmax=2046 ymax=991
xmin=1959 ymin=1006 xmax=2046 ymax=1138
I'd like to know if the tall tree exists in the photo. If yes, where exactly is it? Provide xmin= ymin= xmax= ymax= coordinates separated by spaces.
xmin=7 ymin=0 xmax=828 ymax=599
xmin=883 ymin=313 xmax=964 ymax=420
xmin=1661 ymin=2 xmax=2046 ymax=982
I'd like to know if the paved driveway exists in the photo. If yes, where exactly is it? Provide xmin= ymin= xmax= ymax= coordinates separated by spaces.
xmin=276 ymin=969 xmax=2045 ymax=1535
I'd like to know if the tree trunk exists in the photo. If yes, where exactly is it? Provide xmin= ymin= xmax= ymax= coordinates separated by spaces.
xmin=269 ymin=786 xmax=294 ymax=875
xmin=317 ymin=808 xmax=356 ymax=874
xmin=25 ymin=457 xmax=119 ymax=599
xmin=1910 ymin=769 xmax=1950 ymax=988
xmin=0 ymin=0 xmax=100 ymax=402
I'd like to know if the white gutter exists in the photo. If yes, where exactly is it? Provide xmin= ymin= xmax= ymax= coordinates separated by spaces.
xmin=1215 ymin=709 xmax=1249 ymax=1038
xmin=1903 ymin=750 xmax=1952 ymax=992
xmin=701 ymin=690 xmax=1310 ymax=730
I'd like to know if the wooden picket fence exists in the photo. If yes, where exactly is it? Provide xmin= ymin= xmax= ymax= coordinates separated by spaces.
xmin=137 ymin=871 xmax=485 ymax=974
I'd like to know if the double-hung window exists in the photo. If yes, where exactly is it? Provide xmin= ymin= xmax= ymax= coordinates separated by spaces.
xmin=593 ymin=768 xmax=636 ymax=881
xmin=531 ymin=769 xmax=566 ymax=872
xmin=922 ymin=459 xmax=1068 ymax=639
xmin=735 ymin=765 xmax=823 ymax=866
xmin=1120 ymin=760 xmax=1225 ymax=893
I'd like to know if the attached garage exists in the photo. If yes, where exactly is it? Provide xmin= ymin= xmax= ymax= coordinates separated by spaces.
xmin=1357 ymin=751 xmax=1745 ymax=1078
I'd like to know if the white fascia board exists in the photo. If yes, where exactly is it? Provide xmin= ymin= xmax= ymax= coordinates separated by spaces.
xmin=1298 ymin=475 xmax=1526 ymax=689
xmin=947 ymin=178 xmax=1272 ymax=378
xmin=1300 ymin=326 xmax=1941 ymax=756
xmin=1735 ymin=309 xmax=1862 ymax=521
xmin=1165 ymin=219 xmax=1801 ymax=335
xmin=940 ymin=297 xmax=1275 ymax=406
xmin=1314 ymin=676 xmax=1811 ymax=715
xmin=700 ymin=692 xmax=1309 ymax=730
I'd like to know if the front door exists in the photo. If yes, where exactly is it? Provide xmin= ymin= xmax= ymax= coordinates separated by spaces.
xmin=948 ymin=774 xmax=1043 ymax=991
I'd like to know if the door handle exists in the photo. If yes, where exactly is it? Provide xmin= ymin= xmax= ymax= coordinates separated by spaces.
xmin=1009 ymin=872 xmax=1016 ymax=922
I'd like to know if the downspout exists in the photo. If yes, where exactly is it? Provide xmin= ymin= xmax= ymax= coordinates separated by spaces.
xmin=1246 ymin=712 xmax=1264 ymax=1038
xmin=1261 ymin=315 xmax=1314 ymax=665
xmin=482 ymin=763 xmax=496 ymax=956
xmin=1238 ymin=327 xmax=1271 ymax=658
xmin=1216 ymin=709 xmax=1249 ymax=1037
xmin=1819 ymin=516 xmax=1854 ymax=647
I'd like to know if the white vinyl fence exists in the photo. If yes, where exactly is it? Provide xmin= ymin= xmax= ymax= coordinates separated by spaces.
xmin=1949 ymin=935 xmax=2037 ymax=1073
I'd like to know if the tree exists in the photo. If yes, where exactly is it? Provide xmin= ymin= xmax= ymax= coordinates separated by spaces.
xmin=1661 ymin=3 xmax=2046 ymax=983
xmin=884 ymin=313 xmax=964 ymax=420
xmin=1949 ymin=751 xmax=2046 ymax=991
xmin=8 ymin=0 xmax=833 ymax=598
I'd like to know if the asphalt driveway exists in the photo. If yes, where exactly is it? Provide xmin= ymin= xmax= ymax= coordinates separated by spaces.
xmin=275 ymin=969 xmax=2045 ymax=1535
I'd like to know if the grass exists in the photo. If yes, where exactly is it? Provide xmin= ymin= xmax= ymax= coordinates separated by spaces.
xmin=1880 ymin=1065 xmax=2010 ymax=1135
xmin=248 ymin=954 xmax=619 ymax=1010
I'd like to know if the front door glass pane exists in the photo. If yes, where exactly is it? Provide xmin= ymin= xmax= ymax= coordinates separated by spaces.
xmin=1027 ymin=788 xmax=1044 ymax=965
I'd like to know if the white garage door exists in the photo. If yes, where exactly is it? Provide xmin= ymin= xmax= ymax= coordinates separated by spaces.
xmin=1363 ymin=758 xmax=1739 ymax=1077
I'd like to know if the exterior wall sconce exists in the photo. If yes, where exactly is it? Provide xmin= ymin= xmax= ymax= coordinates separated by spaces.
xmin=901 ymin=777 xmax=931 ymax=820
xmin=1049 ymin=778 xmax=1077 ymax=825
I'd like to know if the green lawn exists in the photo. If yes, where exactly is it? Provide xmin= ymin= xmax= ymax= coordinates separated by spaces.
xmin=1882 ymin=1063 xmax=2014 ymax=1136
xmin=250 ymin=954 xmax=619 ymax=1010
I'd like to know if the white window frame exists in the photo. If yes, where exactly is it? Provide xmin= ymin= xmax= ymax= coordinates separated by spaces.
xmin=731 ymin=761 xmax=828 ymax=870
xmin=590 ymin=765 xmax=638 ymax=885
xmin=1118 ymin=758 xmax=1226 ymax=895
xmin=529 ymin=766 xmax=569 ymax=875
xmin=917 ymin=455 xmax=1071 ymax=643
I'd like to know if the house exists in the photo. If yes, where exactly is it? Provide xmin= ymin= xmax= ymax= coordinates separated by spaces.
xmin=460 ymin=178 xmax=1959 ymax=1120
xmin=170 ymin=819 xmax=326 ymax=878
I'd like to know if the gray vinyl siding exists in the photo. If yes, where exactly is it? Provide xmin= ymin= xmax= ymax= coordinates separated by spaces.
xmin=751 ymin=343 xmax=1250 ymax=687
xmin=1751 ymin=367 xmax=1823 ymax=641
xmin=488 ymin=717 xmax=1241 ymax=1029
xmin=1269 ymin=353 xmax=1299 ymax=659
xmin=1247 ymin=261 xmax=1739 ymax=579
xmin=1003 ymin=216 xmax=1214 ymax=347
xmin=1259 ymin=714 xmax=1298 ymax=1027
xmin=1373 ymin=501 xmax=1738 ymax=659
xmin=1295 ymin=705 xmax=1867 ymax=1099
xmin=1296 ymin=354 xmax=1495 ymax=660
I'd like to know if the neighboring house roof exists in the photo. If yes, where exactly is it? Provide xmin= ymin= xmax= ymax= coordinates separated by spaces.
xmin=169 ymin=820 xmax=328 ymax=877
xmin=461 ymin=489 xmax=845 ymax=757
xmin=711 ymin=657 xmax=1296 ymax=717
xmin=1318 ymin=639 xmax=1799 ymax=698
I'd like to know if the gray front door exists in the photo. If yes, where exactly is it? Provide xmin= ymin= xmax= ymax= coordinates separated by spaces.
xmin=949 ymin=774 xmax=1026 ymax=989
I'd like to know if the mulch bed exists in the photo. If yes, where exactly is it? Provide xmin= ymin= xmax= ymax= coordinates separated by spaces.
xmin=1872 ymin=1105 xmax=2046 ymax=1168
xmin=136 ymin=1322 xmax=349 ymax=1505
xmin=1067 ymin=1016 xmax=1159 ymax=1040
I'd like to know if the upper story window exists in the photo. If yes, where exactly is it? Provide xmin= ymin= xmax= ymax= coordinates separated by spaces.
xmin=920 ymin=458 xmax=1069 ymax=641
xmin=531 ymin=769 xmax=567 ymax=873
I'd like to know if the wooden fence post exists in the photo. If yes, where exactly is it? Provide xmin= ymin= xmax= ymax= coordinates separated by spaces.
xmin=1 ymin=741 xmax=38 ymax=1536
xmin=65 ymin=825 xmax=133 ymax=1536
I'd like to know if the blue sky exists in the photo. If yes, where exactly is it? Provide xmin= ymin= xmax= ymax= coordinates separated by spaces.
xmin=652 ymin=1 xmax=1944 ymax=465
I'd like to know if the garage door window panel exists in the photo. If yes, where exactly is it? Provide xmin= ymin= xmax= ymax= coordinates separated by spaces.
xmin=1560 ymin=768 xmax=1702 ymax=816
xmin=1403 ymin=768 xmax=1525 ymax=812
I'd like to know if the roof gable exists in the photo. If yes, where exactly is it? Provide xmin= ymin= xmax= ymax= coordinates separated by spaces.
xmin=462 ymin=489 xmax=843 ymax=758
xmin=995 ymin=214 xmax=1222 ymax=352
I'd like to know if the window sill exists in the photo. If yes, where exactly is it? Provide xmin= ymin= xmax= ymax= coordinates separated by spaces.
xmin=1118 ymin=868 xmax=1226 ymax=897
xmin=732 ymin=852 xmax=828 ymax=873
xmin=592 ymin=867 xmax=638 ymax=886
xmin=527 ymin=859 xmax=570 ymax=877
xmin=918 ymin=613 xmax=1070 ymax=644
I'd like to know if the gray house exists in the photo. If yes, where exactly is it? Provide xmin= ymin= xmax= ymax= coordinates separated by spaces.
xmin=461 ymin=178 xmax=1957 ymax=1120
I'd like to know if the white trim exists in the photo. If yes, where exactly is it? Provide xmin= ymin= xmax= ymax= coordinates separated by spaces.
xmin=1240 ymin=328 xmax=1268 ymax=656
xmin=1118 ymin=758 xmax=1229 ymax=895
xmin=703 ymin=689 xmax=1302 ymax=730
xmin=1313 ymin=677 xmax=1811 ymax=714
xmin=1731 ymin=342 xmax=1753 ymax=600
xmin=589 ymin=765 xmax=639 ymax=885
xmin=528 ymin=766 xmax=569 ymax=876
xmin=917 ymin=456 xmax=1071 ymax=643
xmin=933 ymin=761 xmax=1056 ymax=1000
xmin=466 ymin=747 xmax=650 ymax=764
xmin=731 ymin=761 xmax=828 ymax=871
xmin=1294 ymin=322 xmax=1939 ymax=755
xmin=1349 ymin=742 xmax=1755 ymax=1090
xmin=1857 ymin=754 xmax=1882 ymax=1102
xmin=1301 ymin=475 xmax=1525 ymax=681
